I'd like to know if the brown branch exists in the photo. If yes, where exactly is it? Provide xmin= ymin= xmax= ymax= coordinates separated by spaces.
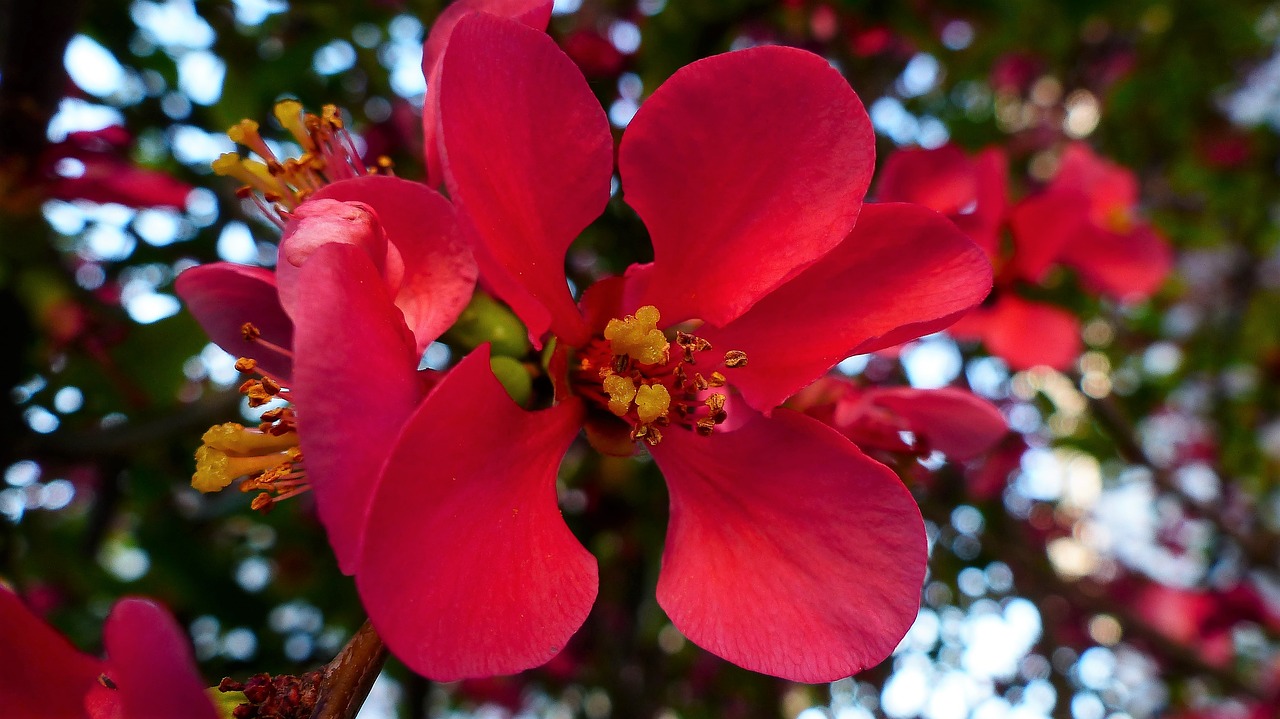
xmin=311 ymin=620 xmax=389 ymax=719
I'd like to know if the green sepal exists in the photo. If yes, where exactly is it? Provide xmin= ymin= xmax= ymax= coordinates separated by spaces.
xmin=445 ymin=291 xmax=531 ymax=358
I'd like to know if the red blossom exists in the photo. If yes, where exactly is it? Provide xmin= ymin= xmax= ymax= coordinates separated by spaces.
xmin=561 ymin=27 xmax=627 ymax=77
xmin=0 ymin=587 xmax=217 ymax=719
xmin=44 ymin=127 xmax=193 ymax=209
xmin=878 ymin=141 xmax=1169 ymax=370
xmin=176 ymin=175 xmax=478 ymax=572
xmin=351 ymin=12 xmax=993 ymax=684
xmin=419 ymin=0 xmax=554 ymax=188
xmin=1045 ymin=142 xmax=1173 ymax=300
xmin=789 ymin=376 xmax=1007 ymax=461
xmin=948 ymin=294 xmax=1083 ymax=372
xmin=990 ymin=52 xmax=1044 ymax=94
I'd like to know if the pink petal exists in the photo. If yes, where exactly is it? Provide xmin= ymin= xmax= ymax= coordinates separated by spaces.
xmin=866 ymin=387 xmax=1007 ymax=460
xmin=577 ymin=263 xmax=653 ymax=333
xmin=50 ymin=158 xmax=194 ymax=209
xmin=104 ymin=598 xmax=217 ymax=719
xmin=965 ymin=434 xmax=1027 ymax=500
xmin=875 ymin=145 xmax=1008 ymax=261
xmin=621 ymin=46 xmax=874 ymax=327
xmin=953 ymin=147 xmax=1009 ymax=260
xmin=311 ymin=176 xmax=477 ymax=354
xmin=1007 ymin=189 xmax=1088 ymax=282
xmin=0 ymin=587 xmax=101 ymax=718
xmin=439 ymin=13 xmax=611 ymax=347
xmin=357 ymin=348 xmax=595 ymax=681
xmin=175 ymin=263 xmax=293 ymax=382
xmin=650 ymin=411 xmax=926 ymax=682
xmin=278 ymin=198 xmax=388 ymax=276
xmin=703 ymin=203 xmax=992 ymax=412
xmin=1051 ymin=142 xmax=1138 ymax=223
xmin=421 ymin=0 xmax=553 ymax=187
xmin=875 ymin=144 xmax=975 ymax=215
xmin=280 ymin=242 xmax=424 ymax=573
xmin=1057 ymin=223 xmax=1172 ymax=301
xmin=956 ymin=296 xmax=1081 ymax=371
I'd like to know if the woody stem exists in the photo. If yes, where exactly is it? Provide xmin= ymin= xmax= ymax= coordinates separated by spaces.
xmin=310 ymin=620 xmax=388 ymax=719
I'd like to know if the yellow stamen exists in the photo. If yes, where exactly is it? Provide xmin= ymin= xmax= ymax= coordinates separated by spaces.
xmin=273 ymin=99 xmax=315 ymax=153
xmin=226 ymin=119 xmax=280 ymax=167
xmin=635 ymin=384 xmax=671 ymax=424
xmin=227 ymin=118 xmax=259 ymax=145
xmin=194 ymin=446 xmax=293 ymax=493
xmin=212 ymin=154 xmax=288 ymax=198
xmin=603 ymin=374 xmax=637 ymax=417
xmin=604 ymin=305 xmax=669 ymax=365
xmin=202 ymin=422 xmax=296 ymax=455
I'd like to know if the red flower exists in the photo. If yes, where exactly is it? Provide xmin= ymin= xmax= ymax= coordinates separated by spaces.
xmin=880 ymin=142 xmax=1169 ymax=371
xmin=177 ymin=174 xmax=477 ymax=572
xmin=0 ymin=587 xmax=217 ymax=719
xmin=420 ymin=0 xmax=553 ymax=188
xmin=878 ymin=143 xmax=1082 ymax=370
xmin=1041 ymin=142 xmax=1172 ymax=301
xmin=44 ymin=127 xmax=194 ymax=209
xmin=788 ymin=376 xmax=1007 ymax=460
xmin=350 ymin=13 xmax=991 ymax=684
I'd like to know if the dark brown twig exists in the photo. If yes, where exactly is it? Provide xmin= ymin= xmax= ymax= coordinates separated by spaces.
xmin=310 ymin=620 xmax=389 ymax=719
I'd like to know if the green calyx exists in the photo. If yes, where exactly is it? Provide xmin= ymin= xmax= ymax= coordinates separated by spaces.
xmin=445 ymin=291 xmax=531 ymax=358
xmin=490 ymin=355 xmax=533 ymax=406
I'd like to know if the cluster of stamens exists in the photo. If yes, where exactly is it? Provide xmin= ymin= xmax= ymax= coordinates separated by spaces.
xmin=571 ymin=306 xmax=746 ymax=445
xmin=213 ymin=100 xmax=393 ymax=227
xmin=192 ymin=324 xmax=305 ymax=513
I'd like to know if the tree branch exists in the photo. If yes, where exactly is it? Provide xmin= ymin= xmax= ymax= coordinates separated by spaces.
xmin=311 ymin=620 xmax=389 ymax=719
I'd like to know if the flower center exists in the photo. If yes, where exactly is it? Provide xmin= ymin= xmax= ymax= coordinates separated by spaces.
xmin=193 ymin=351 xmax=307 ymax=512
xmin=569 ymin=305 xmax=746 ymax=445
xmin=213 ymin=100 xmax=393 ymax=226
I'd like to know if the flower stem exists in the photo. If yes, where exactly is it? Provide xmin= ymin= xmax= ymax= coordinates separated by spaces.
xmin=311 ymin=620 xmax=388 ymax=719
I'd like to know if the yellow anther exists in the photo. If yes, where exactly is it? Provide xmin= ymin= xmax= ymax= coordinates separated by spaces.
xmin=250 ymin=492 xmax=274 ymax=511
xmin=635 ymin=383 xmax=671 ymax=424
xmin=212 ymin=154 xmax=288 ymax=198
xmin=227 ymin=118 xmax=282 ymax=169
xmin=194 ymin=446 xmax=288 ymax=493
xmin=724 ymin=350 xmax=749 ymax=368
xmin=705 ymin=393 xmax=727 ymax=413
xmin=273 ymin=99 xmax=315 ymax=152
xmin=603 ymin=374 xmax=637 ymax=417
xmin=201 ymin=422 xmax=297 ymax=456
xmin=644 ymin=426 xmax=663 ymax=445
xmin=227 ymin=119 xmax=258 ymax=144
xmin=321 ymin=104 xmax=344 ymax=129
xmin=603 ymin=305 xmax=670 ymax=365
